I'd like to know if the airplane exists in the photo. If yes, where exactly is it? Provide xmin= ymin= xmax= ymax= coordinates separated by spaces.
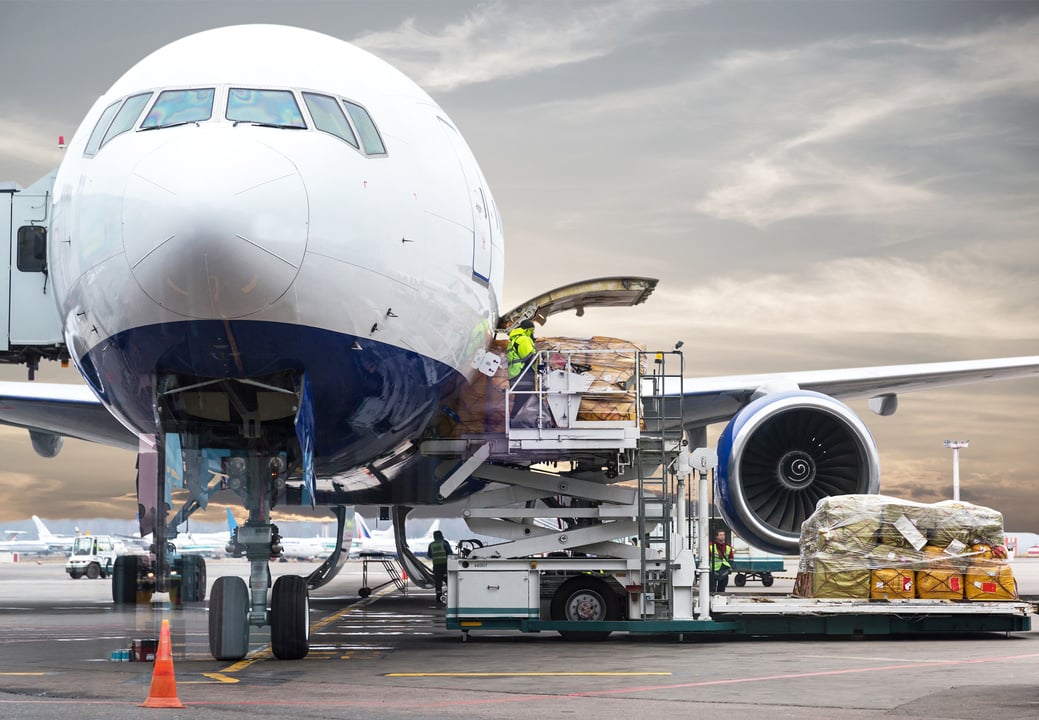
xmin=278 ymin=535 xmax=329 ymax=561
xmin=171 ymin=507 xmax=237 ymax=557
xmin=0 ymin=24 xmax=1035 ymax=662
xmin=31 ymin=515 xmax=77 ymax=552
xmin=0 ymin=529 xmax=49 ymax=555
xmin=185 ymin=506 xmax=334 ymax=561
xmin=349 ymin=513 xmax=440 ymax=558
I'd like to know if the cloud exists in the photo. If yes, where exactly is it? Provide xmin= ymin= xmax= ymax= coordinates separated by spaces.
xmin=545 ymin=244 xmax=1038 ymax=358
xmin=697 ymin=154 xmax=938 ymax=227
xmin=0 ymin=116 xmax=65 ymax=182
xmin=351 ymin=1 xmax=671 ymax=91
xmin=692 ymin=19 xmax=1039 ymax=227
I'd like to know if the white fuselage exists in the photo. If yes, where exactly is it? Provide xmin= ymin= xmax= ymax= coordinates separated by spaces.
xmin=46 ymin=26 xmax=504 ymax=488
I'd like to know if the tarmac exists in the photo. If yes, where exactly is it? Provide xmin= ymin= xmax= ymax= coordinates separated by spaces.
xmin=0 ymin=556 xmax=1037 ymax=719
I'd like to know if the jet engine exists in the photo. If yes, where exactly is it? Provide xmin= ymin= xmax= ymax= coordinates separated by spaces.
xmin=716 ymin=391 xmax=880 ymax=555
xmin=29 ymin=430 xmax=63 ymax=458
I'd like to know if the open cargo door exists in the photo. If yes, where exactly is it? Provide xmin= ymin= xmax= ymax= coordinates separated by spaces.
xmin=497 ymin=277 xmax=657 ymax=332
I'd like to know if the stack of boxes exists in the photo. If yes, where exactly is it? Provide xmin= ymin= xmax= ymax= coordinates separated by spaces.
xmin=431 ymin=336 xmax=644 ymax=437
xmin=794 ymin=495 xmax=1017 ymax=601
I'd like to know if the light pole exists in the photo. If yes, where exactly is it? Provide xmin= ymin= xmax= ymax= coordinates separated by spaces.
xmin=943 ymin=440 xmax=969 ymax=501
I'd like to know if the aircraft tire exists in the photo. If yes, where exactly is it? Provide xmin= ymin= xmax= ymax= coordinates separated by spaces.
xmin=550 ymin=576 xmax=619 ymax=641
xmin=179 ymin=554 xmax=207 ymax=602
xmin=271 ymin=575 xmax=310 ymax=660
xmin=209 ymin=576 xmax=249 ymax=661
xmin=112 ymin=555 xmax=141 ymax=604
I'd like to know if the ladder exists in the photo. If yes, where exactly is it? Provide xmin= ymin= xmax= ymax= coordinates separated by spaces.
xmin=636 ymin=350 xmax=684 ymax=618
xmin=359 ymin=555 xmax=408 ymax=595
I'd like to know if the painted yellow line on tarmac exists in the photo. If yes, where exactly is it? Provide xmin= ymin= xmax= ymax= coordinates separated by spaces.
xmin=200 ymin=673 xmax=240 ymax=684
xmin=0 ymin=672 xmax=49 ymax=676
xmin=386 ymin=672 xmax=673 ymax=677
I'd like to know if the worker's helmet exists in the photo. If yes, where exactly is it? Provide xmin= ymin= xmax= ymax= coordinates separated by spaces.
xmin=519 ymin=319 xmax=535 ymax=330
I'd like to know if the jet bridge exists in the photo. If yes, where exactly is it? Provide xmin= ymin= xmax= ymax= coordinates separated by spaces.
xmin=0 ymin=171 xmax=67 ymax=378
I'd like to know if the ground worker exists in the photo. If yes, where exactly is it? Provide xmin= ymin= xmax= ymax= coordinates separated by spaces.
xmin=507 ymin=319 xmax=538 ymax=424
xmin=710 ymin=529 xmax=734 ymax=592
xmin=427 ymin=529 xmax=453 ymax=605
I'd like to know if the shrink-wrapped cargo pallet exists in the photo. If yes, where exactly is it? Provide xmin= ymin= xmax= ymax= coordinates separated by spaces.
xmin=795 ymin=495 xmax=1017 ymax=601
xmin=431 ymin=336 xmax=645 ymax=437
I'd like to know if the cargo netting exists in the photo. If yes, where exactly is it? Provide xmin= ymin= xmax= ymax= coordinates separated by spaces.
xmin=793 ymin=494 xmax=1016 ymax=601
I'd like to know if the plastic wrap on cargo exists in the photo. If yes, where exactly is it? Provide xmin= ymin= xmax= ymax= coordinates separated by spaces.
xmin=431 ymin=336 xmax=645 ymax=437
xmin=795 ymin=494 xmax=1016 ymax=601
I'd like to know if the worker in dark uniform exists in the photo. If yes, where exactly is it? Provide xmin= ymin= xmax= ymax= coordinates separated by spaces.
xmin=507 ymin=319 xmax=538 ymax=425
xmin=427 ymin=530 xmax=453 ymax=605
xmin=709 ymin=529 xmax=734 ymax=592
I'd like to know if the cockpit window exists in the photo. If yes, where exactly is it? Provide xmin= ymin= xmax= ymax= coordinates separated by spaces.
xmin=227 ymin=88 xmax=306 ymax=128
xmin=141 ymin=88 xmax=215 ymax=129
xmin=302 ymin=92 xmax=359 ymax=148
xmin=101 ymin=93 xmax=152 ymax=147
xmin=342 ymin=101 xmax=386 ymax=155
xmin=84 ymin=101 xmax=122 ymax=156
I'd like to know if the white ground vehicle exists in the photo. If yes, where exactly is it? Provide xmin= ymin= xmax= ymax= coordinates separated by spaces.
xmin=66 ymin=535 xmax=123 ymax=580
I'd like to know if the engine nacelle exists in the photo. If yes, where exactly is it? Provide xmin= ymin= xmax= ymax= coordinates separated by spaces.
xmin=716 ymin=391 xmax=880 ymax=555
xmin=29 ymin=430 xmax=64 ymax=458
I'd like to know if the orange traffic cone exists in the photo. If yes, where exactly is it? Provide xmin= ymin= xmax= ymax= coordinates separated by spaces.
xmin=140 ymin=619 xmax=185 ymax=709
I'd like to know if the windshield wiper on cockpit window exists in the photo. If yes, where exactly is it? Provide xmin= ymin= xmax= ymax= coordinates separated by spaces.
xmin=232 ymin=121 xmax=306 ymax=129
xmin=138 ymin=121 xmax=200 ymax=132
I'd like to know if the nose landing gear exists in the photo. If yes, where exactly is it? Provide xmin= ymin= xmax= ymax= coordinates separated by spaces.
xmin=207 ymin=453 xmax=310 ymax=661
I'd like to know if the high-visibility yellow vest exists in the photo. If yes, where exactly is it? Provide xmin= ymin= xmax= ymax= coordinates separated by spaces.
xmin=507 ymin=328 xmax=536 ymax=380
xmin=429 ymin=539 xmax=449 ymax=564
xmin=710 ymin=542 xmax=732 ymax=571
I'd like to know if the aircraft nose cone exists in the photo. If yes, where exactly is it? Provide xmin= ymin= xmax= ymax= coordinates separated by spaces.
xmin=122 ymin=132 xmax=308 ymax=319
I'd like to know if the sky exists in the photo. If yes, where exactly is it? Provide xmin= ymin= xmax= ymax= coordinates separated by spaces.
xmin=0 ymin=0 xmax=1037 ymax=530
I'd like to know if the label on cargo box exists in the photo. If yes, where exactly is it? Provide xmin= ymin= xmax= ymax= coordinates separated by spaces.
xmin=981 ymin=581 xmax=998 ymax=594
xmin=902 ymin=576 xmax=913 ymax=592
xmin=950 ymin=576 xmax=961 ymax=592
xmin=945 ymin=539 xmax=967 ymax=556
xmin=894 ymin=514 xmax=928 ymax=550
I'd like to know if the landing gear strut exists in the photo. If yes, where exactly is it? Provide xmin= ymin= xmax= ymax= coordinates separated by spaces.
xmin=207 ymin=453 xmax=310 ymax=661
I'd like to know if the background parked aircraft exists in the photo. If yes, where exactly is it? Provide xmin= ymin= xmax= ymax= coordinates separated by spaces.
xmin=350 ymin=514 xmax=441 ymax=558
xmin=31 ymin=515 xmax=77 ymax=552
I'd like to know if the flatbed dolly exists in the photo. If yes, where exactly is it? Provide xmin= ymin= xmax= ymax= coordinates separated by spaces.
xmin=731 ymin=557 xmax=785 ymax=587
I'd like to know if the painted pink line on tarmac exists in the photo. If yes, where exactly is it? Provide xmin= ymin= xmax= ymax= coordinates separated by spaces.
xmin=3 ymin=652 xmax=1036 ymax=710
xmin=563 ymin=651 xmax=1039 ymax=698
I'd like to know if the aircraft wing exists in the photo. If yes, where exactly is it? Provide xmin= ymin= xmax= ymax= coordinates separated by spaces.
xmin=655 ymin=356 xmax=1039 ymax=427
xmin=0 ymin=381 xmax=138 ymax=451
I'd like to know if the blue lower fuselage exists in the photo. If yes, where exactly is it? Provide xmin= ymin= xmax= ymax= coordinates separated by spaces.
xmin=78 ymin=320 xmax=458 ymax=478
